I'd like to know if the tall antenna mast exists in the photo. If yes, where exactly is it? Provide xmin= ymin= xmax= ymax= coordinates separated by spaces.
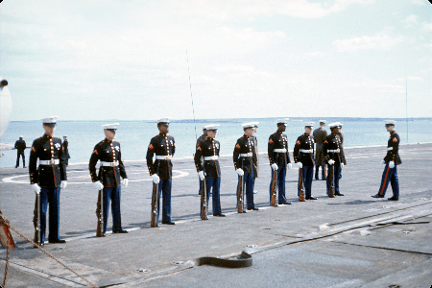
xmin=186 ymin=48 xmax=198 ymax=140
xmin=405 ymin=66 xmax=408 ymax=143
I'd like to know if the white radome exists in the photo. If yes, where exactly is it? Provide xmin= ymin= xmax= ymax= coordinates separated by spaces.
xmin=0 ymin=76 xmax=12 ymax=138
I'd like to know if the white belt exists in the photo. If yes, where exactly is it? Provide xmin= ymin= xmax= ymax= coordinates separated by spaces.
xmin=299 ymin=149 xmax=313 ymax=154
xmin=204 ymin=156 xmax=219 ymax=161
xmin=387 ymin=147 xmax=393 ymax=151
xmin=273 ymin=149 xmax=287 ymax=153
xmin=327 ymin=149 xmax=340 ymax=153
xmin=39 ymin=159 xmax=59 ymax=165
xmin=101 ymin=161 xmax=119 ymax=167
xmin=240 ymin=153 xmax=253 ymax=157
xmin=155 ymin=155 xmax=172 ymax=160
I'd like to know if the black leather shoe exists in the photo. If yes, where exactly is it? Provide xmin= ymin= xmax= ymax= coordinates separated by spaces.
xmin=162 ymin=221 xmax=175 ymax=225
xmin=279 ymin=201 xmax=292 ymax=205
xmin=335 ymin=193 xmax=345 ymax=196
xmin=49 ymin=239 xmax=66 ymax=244
xmin=371 ymin=194 xmax=384 ymax=198
xmin=213 ymin=213 xmax=226 ymax=217
xmin=113 ymin=229 xmax=128 ymax=233
xmin=306 ymin=196 xmax=318 ymax=200
xmin=388 ymin=196 xmax=399 ymax=201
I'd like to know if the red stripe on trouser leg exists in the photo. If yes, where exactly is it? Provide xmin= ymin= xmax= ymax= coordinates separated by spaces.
xmin=379 ymin=166 xmax=390 ymax=196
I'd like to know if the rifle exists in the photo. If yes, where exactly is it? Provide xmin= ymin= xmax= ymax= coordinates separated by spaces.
xmin=270 ymin=169 xmax=278 ymax=207
xmin=33 ymin=193 xmax=42 ymax=245
xmin=237 ymin=174 xmax=244 ymax=213
xmin=200 ymin=179 xmax=208 ymax=220
xmin=96 ymin=189 xmax=104 ymax=237
xmin=329 ymin=164 xmax=335 ymax=198
xmin=298 ymin=168 xmax=305 ymax=201
xmin=150 ymin=182 xmax=159 ymax=227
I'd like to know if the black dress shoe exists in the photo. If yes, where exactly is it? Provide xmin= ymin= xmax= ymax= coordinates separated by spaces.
xmin=388 ymin=196 xmax=399 ymax=201
xmin=213 ymin=213 xmax=226 ymax=217
xmin=162 ymin=221 xmax=175 ymax=225
xmin=279 ymin=201 xmax=292 ymax=205
xmin=49 ymin=239 xmax=66 ymax=244
xmin=247 ymin=207 xmax=259 ymax=210
xmin=335 ymin=193 xmax=345 ymax=196
xmin=371 ymin=194 xmax=384 ymax=198
xmin=306 ymin=196 xmax=318 ymax=200
xmin=113 ymin=229 xmax=128 ymax=233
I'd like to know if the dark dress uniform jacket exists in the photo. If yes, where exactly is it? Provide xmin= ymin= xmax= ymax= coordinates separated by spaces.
xmin=233 ymin=135 xmax=255 ymax=173
xmin=29 ymin=135 xmax=67 ymax=188
xmin=268 ymin=131 xmax=291 ymax=168
xmin=323 ymin=134 xmax=343 ymax=166
xmin=339 ymin=131 xmax=347 ymax=165
xmin=89 ymin=139 xmax=127 ymax=187
xmin=313 ymin=128 xmax=327 ymax=166
xmin=194 ymin=137 xmax=221 ymax=178
xmin=293 ymin=133 xmax=315 ymax=167
xmin=146 ymin=133 xmax=176 ymax=180
xmin=62 ymin=140 xmax=70 ymax=160
xmin=384 ymin=131 xmax=402 ymax=165
xmin=15 ymin=139 xmax=26 ymax=152
xmin=251 ymin=135 xmax=259 ymax=177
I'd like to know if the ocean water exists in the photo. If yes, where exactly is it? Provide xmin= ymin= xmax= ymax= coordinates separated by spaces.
xmin=1 ymin=117 xmax=431 ymax=168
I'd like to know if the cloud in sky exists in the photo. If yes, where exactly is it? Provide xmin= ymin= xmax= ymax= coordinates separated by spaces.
xmin=0 ymin=0 xmax=430 ymax=121
xmin=332 ymin=30 xmax=405 ymax=52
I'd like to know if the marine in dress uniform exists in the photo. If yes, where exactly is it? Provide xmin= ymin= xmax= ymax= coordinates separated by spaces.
xmin=268 ymin=119 xmax=293 ymax=205
xmin=336 ymin=122 xmax=347 ymax=179
xmin=146 ymin=118 xmax=176 ymax=225
xmin=62 ymin=135 xmax=70 ymax=166
xmin=294 ymin=122 xmax=317 ymax=200
xmin=29 ymin=116 xmax=67 ymax=244
xmin=251 ymin=122 xmax=259 ymax=194
xmin=89 ymin=123 xmax=129 ymax=235
xmin=323 ymin=123 xmax=345 ymax=197
xmin=233 ymin=122 xmax=259 ymax=211
xmin=197 ymin=127 xmax=208 ymax=195
xmin=15 ymin=136 xmax=26 ymax=168
xmin=313 ymin=120 xmax=327 ymax=180
xmin=194 ymin=124 xmax=225 ymax=217
xmin=372 ymin=120 xmax=402 ymax=201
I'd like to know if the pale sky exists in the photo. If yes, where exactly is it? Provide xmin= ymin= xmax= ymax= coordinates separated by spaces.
xmin=0 ymin=0 xmax=431 ymax=121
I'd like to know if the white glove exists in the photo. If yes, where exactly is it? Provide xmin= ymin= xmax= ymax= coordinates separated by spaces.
xmin=328 ymin=159 xmax=335 ymax=165
xmin=93 ymin=181 xmax=104 ymax=190
xmin=236 ymin=168 xmax=244 ymax=176
xmin=389 ymin=161 xmax=395 ymax=168
xmin=297 ymin=162 xmax=303 ymax=168
xmin=198 ymin=171 xmax=205 ymax=181
xmin=340 ymin=163 xmax=344 ymax=168
xmin=271 ymin=163 xmax=278 ymax=171
xmin=31 ymin=183 xmax=41 ymax=194
xmin=152 ymin=174 xmax=160 ymax=184
xmin=288 ymin=163 xmax=292 ymax=169
xmin=380 ymin=160 xmax=385 ymax=165
xmin=60 ymin=181 xmax=67 ymax=189
xmin=122 ymin=178 xmax=129 ymax=187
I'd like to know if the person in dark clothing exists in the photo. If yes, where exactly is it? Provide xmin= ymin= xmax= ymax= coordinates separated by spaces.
xmin=15 ymin=136 xmax=26 ymax=168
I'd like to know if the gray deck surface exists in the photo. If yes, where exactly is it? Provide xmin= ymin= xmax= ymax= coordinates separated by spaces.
xmin=1 ymin=143 xmax=431 ymax=287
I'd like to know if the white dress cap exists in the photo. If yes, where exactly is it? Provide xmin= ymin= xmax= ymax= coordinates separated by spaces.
xmin=304 ymin=122 xmax=314 ymax=128
xmin=328 ymin=122 xmax=338 ymax=129
xmin=203 ymin=124 xmax=220 ymax=131
xmin=276 ymin=118 xmax=289 ymax=125
xmin=384 ymin=120 xmax=396 ymax=126
xmin=158 ymin=117 xmax=171 ymax=124
xmin=102 ymin=123 xmax=119 ymax=130
xmin=335 ymin=122 xmax=343 ymax=128
xmin=42 ymin=116 xmax=58 ymax=124
xmin=319 ymin=120 xmax=327 ymax=124
xmin=242 ymin=122 xmax=256 ymax=129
